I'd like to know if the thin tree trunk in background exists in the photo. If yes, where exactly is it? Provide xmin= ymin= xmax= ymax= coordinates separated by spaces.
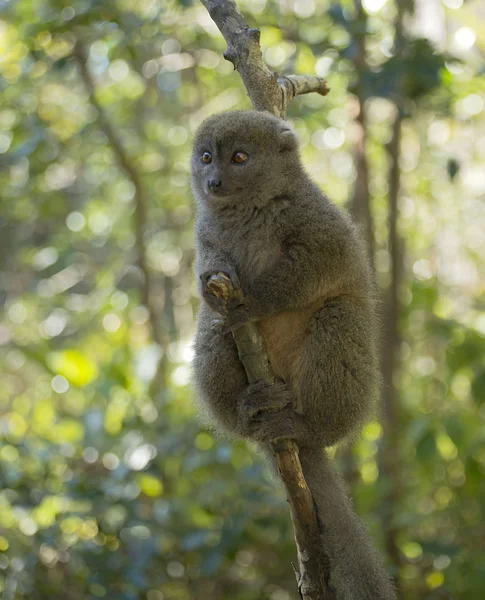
xmin=378 ymin=2 xmax=408 ymax=588
xmin=73 ymin=41 xmax=168 ymax=390
xmin=339 ymin=0 xmax=375 ymax=490
xmin=381 ymin=106 xmax=404 ymax=579
xmin=350 ymin=0 xmax=375 ymax=267
xmin=352 ymin=104 xmax=374 ymax=262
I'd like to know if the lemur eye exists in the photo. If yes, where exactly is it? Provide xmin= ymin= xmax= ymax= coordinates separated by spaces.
xmin=201 ymin=152 xmax=212 ymax=164
xmin=232 ymin=151 xmax=249 ymax=164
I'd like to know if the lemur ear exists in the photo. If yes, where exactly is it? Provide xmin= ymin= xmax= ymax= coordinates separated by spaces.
xmin=279 ymin=122 xmax=298 ymax=152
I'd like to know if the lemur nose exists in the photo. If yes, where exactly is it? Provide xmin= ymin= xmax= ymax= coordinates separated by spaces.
xmin=208 ymin=179 xmax=222 ymax=191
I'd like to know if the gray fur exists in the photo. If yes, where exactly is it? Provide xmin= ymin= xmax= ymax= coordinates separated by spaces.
xmin=191 ymin=110 xmax=396 ymax=599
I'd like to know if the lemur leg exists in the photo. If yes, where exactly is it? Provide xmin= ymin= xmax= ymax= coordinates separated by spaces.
xmin=193 ymin=305 xmax=247 ymax=437
xmin=237 ymin=296 xmax=377 ymax=447
xmin=292 ymin=296 xmax=378 ymax=448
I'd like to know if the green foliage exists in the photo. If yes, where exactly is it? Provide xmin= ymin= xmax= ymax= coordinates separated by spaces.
xmin=0 ymin=0 xmax=484 ymax=599
xmin=362 ymin=38 xmax=449 ymax=102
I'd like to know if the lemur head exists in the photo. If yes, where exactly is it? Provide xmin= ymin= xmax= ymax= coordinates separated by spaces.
xmin=191 ymin=110 xmax=299 ymax=207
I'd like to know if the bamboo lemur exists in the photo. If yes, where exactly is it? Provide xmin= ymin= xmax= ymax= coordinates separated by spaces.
xmin=191 ymin=110 xmax=396 ymax=600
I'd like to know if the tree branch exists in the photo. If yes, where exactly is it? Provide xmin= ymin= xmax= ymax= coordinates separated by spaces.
xmin=73 ymin=41 xmax=167 ymax=386
xmin=205 ymin=274 xmax=332 ymax=599
xmin=199 ymin=3 xmax=334 ymax=596
xmin=201 ymin=0 xmax=328 ymax=118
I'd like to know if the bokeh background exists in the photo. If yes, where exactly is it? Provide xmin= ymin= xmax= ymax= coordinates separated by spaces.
xmin=1 ymin=0 xmax=484 ymax=598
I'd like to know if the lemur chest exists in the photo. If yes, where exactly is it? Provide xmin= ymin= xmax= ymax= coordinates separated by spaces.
xmin=259 ymin=308 xmax=314 ymax=382
xmin=213 ymin=201 xmax=291 ymax=280
xmin=219 ymin=226 xmax=281 ymax=281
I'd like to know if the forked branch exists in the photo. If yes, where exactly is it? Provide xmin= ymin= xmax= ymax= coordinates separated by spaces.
xmin=201 ymin=0 xmax=328 ymax=119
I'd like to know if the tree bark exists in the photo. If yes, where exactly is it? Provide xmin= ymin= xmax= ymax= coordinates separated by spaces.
xmin=201 ymin=0 xmax=328 ymax=119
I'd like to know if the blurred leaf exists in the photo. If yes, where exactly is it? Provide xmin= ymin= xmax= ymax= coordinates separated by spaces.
xmin=47 ymin=350 xmax=99 ymax=386
xmin=363 ymin=38 xmax=448 ymax=102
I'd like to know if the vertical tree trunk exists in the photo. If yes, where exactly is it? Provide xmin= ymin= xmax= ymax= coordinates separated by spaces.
xmin=378 ymin=2 xmax=409 ymax=588
xmin=350 ymin=0 xmax=375 ymax=266
xmin=381 ymin=107 xmax=404 ymax=580
xmin=341 ymin=0 xmax=376 ymax=489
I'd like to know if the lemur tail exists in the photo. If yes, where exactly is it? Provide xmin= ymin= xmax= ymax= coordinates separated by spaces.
xmin=298 ymin=447 xmax=397 ymax=600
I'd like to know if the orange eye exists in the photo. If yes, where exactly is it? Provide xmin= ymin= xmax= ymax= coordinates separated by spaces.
xmin=232 ymin=151 xmax=248 ymax=164
xmin=202 ymin=152 xmax=212 ymax=164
